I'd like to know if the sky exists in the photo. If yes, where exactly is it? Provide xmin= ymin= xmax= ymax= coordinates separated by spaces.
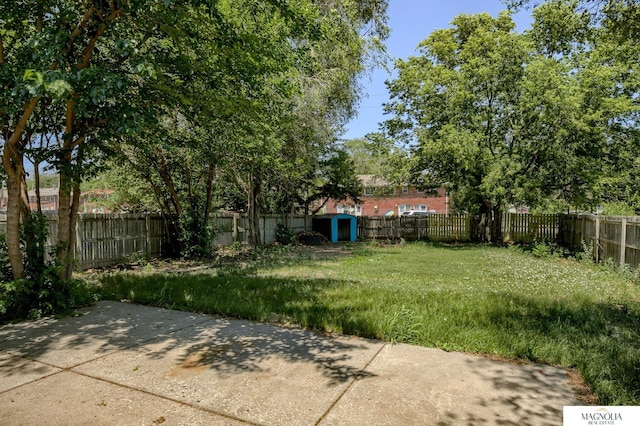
xmin=342 ymin=0 xmax=534 ymax=140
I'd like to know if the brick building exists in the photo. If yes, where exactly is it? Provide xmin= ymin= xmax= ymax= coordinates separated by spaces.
xmin=0 ymin=188 xmax=114 ymax=213
xmin=318 ymin=175 xmax=450 ymax=216
xmin=0 ymin=187 xmax=60 ymax=212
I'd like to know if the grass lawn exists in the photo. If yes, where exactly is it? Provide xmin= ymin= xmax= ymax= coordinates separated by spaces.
xmin=95 ymin=242 xmax=640 ymax=405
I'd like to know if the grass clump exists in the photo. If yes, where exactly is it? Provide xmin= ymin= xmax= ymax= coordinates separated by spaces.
xmin=96 ymin=242 xmax=640 ymax=405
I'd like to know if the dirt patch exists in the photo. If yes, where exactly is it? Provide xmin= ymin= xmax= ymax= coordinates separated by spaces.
xmin=80 ymin=243 xmax=355 ymax=277
xmin=298 ymin=244 xmax=354 ymax=260
xmin=566 ymin=368 xmax=598 ymax=405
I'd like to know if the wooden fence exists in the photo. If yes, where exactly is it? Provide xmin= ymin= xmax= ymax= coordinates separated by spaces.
xmin=2 ymin=212 xmax=639 ymax=271
xmin=559 ymin=214 xmax=640 ymax=270
xmin=359 ymin=215 xmax=472 ymax=242
xmin=75 ymin=214 xmax=166 ymax=269
xmin=359 ymin=213 xmax=560 ymax=244
xmin=0 ymin=213 xmax=313 ymax=271
xmin=209 ymin=214 xmax=312 ymax=247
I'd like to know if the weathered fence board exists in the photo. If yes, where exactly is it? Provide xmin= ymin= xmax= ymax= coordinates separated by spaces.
xmin=359 ymin=214 xmax=558 ymax=244
xmin=504 ymin=214 xmax=559 ymax=243
xmin=210 ymin=214 xmax=313 ymax=247
xmin=75 ymin=214 xmax=166 ymax=269
xmin=560 ymin=214 xmax=640 ymax=270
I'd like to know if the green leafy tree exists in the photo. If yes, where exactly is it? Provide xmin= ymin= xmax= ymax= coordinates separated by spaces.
xmin=341 ymin=137 xmax=385 ymax=175
xmin=224 ymin=0 xmax=389 ymax=245
xmin=2 ymin=0 xmax=168 ymax=280
xmin=384 ymin=10 xmax=638 ymax=240
xmin=507 ymin=0 xmax=640 ymax=215
xmin=299 ymin=147 xmax=363 ymax=215
xmin=0 ymin=0 xmax=323 ymax=275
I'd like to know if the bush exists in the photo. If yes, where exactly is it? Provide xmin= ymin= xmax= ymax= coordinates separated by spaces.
xmin=178 ymin=208 xmax=214 ymax=259
xmin=601 ymin=201 xmax=636 ymax=216
xmin=575 ymin=240 xmax=595 ymax=264
xmin=0 ymin=212 xmax=98 ymax=323
xmin=531 ymin=240 xmax=563 ymax=258
xmin=1 ymin=275 xmax=98 ymax=323
xmin=0 ymin=233 xmax=12 ymax=282
xmin=228 ymin=241 xmax=244 ymax=252
xmin=275 ymin=223 xmax=296 ymax=245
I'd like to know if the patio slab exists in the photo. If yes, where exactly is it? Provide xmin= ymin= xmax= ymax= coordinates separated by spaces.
xmin=73 ymin=318 xmax=384 ymax=425
xmin=0 ymin=371 xmax=246 ymax=426
xmin=0 ymin=301 xmax=215 ymax=368
xmin=320 ymin=344 xmax=581 ymax=425
xmin=0 ymin=301 xmax=584 ymax=425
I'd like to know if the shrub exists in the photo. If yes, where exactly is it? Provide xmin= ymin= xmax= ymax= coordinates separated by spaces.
xmin=229 ymin=241 xmax=244 ymax=252
xmin=575 ymin=240 xmax=595 ymax=264
xmin=0 ymin=233 xmax=12 ymax=282
xmin=178 ymin=208 xmax=214 ymax=259
xmin=0 ymin=212 xmax=98 ymax=323
xmin=275 ymin=223 xmax=296 ymax=245
xmin=531 ymin=240 xmax=563 ymax=258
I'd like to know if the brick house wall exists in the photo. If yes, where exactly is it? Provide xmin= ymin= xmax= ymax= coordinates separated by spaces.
xmin=0 ymin=188 xmax=114 ymax=213
xmin=319 ymin=175 xmax=450 ymax=216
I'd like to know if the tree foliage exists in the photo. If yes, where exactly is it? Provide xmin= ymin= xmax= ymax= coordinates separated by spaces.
xmin=383 ymin=7 xmax=639 ymax=224
xmin=1 ymin=0 xmax=389 ymax=305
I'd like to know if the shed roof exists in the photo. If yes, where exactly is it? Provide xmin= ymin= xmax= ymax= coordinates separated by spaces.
xmin=313 ymin=213 xmax=356 ymax=219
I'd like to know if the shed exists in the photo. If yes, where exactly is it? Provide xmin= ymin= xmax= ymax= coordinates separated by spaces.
xmin=312 ymin=214 xmax=357 ymax=243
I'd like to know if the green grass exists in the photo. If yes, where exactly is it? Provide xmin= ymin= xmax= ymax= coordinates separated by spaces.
xmin=95 ymin=242 xmax=640 ymax=405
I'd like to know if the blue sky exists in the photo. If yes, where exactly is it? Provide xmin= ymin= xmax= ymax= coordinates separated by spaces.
xmin=342 ymin=0 xmax=533 ymax=140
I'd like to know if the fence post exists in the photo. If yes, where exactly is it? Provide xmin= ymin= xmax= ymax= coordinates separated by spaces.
xmin=620 ymin=217 xmax=627 ymax=267
xmin=75 ymin=214 xmax=82 ymax=271
xmin=595 ymin=215 xmax=600 ymax=263
xmin=145 ymin=214 xmax=151 ymax=257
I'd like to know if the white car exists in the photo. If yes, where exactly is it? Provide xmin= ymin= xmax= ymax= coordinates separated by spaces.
xmin=401 ymin=210 xmax=437 ymax=216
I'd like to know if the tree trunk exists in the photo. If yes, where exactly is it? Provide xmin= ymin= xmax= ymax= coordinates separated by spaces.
xmin=204 ymin=163 xmax=215 ymax=223
xmin=56 ymin=156 xmax=73 ymax=281
xmin=34 ymin=162 xmax=42 ymax=213
xmin=2 ymin=149 xmax=25 ymax=279
xmin=491 ymin=204 xmax=503 ymax=243
xmin=247 ymin=173 xmax=262 ymax=247
xmin=2 ymin=97 xmax=40 ymax=279
xmin=157 ymin=155 xmax=182 ymax=217
xmin=471 ymin=199 xmax=503 ymax=243
xmin=62 ymin=181 xmax=82 ymax=281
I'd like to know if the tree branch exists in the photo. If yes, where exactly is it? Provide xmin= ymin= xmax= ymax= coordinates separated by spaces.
xmin=8 ymin=96 xmax=40 ymax=148
xmin=311 ymin=195 xmax=332 ymax=214
xmin=70 ymin=7 xmax=98 ymax=43
xmin=485 ymin=89 xmax=496 ymax=157
xmin=79 ymin=6 xmax=124 ymax=69
xmin=0 ymin=32 xmax=5 ymax=64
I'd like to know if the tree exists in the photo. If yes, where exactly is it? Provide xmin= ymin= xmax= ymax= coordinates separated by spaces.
xmin=520 ymin=0 xmax=640 ymax=212
xmin=341 ymin=137 xmax=384 ymax=175
xmin=222 ymin=0 xmax=389 ymax=245
xmin=1 ymin=0 xmax=389 ymax=288
xmin=296 ymin=147 xmax=363 ymax=215
xmin=0 ymin=0 xmax=316 ymax=278
xmin=78 ymin=0 xmax=389 ymax=252
xmin=384 ymin=10 xmax=638 ymax=240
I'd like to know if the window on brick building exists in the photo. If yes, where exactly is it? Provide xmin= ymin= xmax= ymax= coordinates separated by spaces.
xmin=398 ymin=204 xmax=411 ymax=214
